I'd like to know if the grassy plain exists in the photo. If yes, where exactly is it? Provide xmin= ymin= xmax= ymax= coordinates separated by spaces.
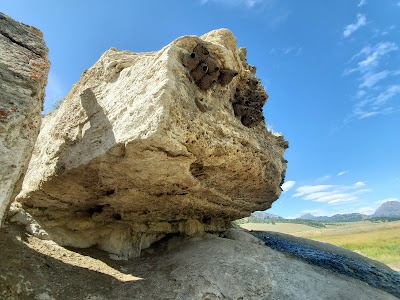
xmin=241 ymin=220 xmax=400 ymax=271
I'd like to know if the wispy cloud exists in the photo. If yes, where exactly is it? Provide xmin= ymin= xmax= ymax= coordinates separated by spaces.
xmin=281 ymin=180 xmax=295 ymax=193
xmin=269 ymin=47 xmax=302 ymax=57
xmin=355 ymin=42 xmax=398 ymax=72
xmin=372 ymin=84 xmax=400 ymax=106
xmin=372 ymin=25 xmax=396 ymax=37
xmin=294 ymin=185 xmax=334 ymax=197
xmin=359 ymin=70 xmax=389 ymax=89
xmin=344 ymin=42 xmax=399 ymax=119
xmin=293 ymin=182 xmax=369 ymax=204
xmin=357 ymin=0 xmax=367 ymax=7
xmin=343 ymin=14 xmax=367 ymax=38
xmin=353 ymin=84 xmax=400 ymax=119
xmin=337 ymin=171 xmax=349 ymax=176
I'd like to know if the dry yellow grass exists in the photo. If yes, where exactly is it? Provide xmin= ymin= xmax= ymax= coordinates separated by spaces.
xmin=304 ymin=227 xmax=400 ymax=265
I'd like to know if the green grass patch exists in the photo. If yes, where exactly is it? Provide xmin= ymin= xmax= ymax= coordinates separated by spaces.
xmin=308 ymin=227 xmax=400 ymax=264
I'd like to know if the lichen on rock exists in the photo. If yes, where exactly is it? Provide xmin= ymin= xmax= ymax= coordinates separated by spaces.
xmin=16 ymin=28 xmax=288 ymax=259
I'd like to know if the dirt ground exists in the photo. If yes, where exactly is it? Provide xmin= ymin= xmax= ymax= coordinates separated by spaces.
xmin=0 ymin=223 xmax=398 ymax=300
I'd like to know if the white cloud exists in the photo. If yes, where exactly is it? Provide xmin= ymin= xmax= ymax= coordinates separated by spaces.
xmin=356 ymin=42 xmax=398 ymax=72
xmin=343 ymin=14 xmax=367 ymax=38
xmin=281 ymin=180 xmax=295 ymax=193
xmin=356 ymin=206 xmax=375 ymax=214
xmin=344 ymin=42 xmax=399 ymax=120
xmin=359 ymin=71 xmax=389 ymax=88
xmin=353 ymin=84 xmax=400 ymax=119
xmin=357 ymin=0 xmax=367 ymax=7
xmin=372 ymin=84 xmax=400 ymax=106
xmin=293 ymin=182 xmax=369 ymax=204
xmin=293 ymin=185 xmax=333 ymax=197
xmin=375 ymin=197 xmax=399 ymax=205
xmin=356 ymin=90 xmax=367 ymax=98
xmin=337 ymin=171 xmax=348 ymax=176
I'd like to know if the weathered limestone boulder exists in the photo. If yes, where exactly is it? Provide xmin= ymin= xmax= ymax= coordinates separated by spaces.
xmin=17 ymin=29 xmax=288 ymax=258
xmin=0 ymin=13 xmax=50 ymax=226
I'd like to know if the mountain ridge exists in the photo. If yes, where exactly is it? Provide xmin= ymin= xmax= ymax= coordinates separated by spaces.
xmin=251 ymin=200 xmax=400 ymax=221
xmin=296 ymin=201 xmax=400 ymax=222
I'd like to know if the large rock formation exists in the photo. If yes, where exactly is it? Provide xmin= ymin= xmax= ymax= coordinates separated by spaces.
xmin=0 ymin=13 xmax=50 ymax=226
xmin=16 ymin=29 xmax=288 ymax=258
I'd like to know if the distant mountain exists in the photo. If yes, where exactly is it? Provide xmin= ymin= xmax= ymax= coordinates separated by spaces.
xmin=298 ymin=213 xmax=367 ymax=222
xmin=298 ymin=213 xmax=319 ymax=221
xmin=298 ymin=201 xmax=400 ymax=222
xmin=372 ymin=201 xmax=400 ymax=218
xmin=251 ymin=211 xmax=283 ymax=220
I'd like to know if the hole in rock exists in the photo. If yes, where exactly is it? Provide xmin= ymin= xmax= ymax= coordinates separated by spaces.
xmin=112 ymin=213 xmax=122 ymax=220
xmin=190 ymin=162 xmax=204 ymax=177
xmin=103 ymin=189 xmax=115 ymax=196
xmin=87 ymin=205 xmax=106 ymax=215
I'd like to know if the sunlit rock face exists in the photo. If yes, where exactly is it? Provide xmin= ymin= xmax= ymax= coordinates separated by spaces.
xmin=0 ymin=13 xmax=50 ymax=226
xmin=17 ymin=29 xmax=288 ymax=258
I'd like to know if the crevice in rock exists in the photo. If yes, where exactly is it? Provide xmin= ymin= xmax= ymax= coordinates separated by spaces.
xmin=0 ymin=31 xmax=42 ymax=57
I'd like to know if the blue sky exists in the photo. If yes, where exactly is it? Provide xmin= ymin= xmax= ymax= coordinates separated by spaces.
xmin=2 ymin=0 xmax=399 ymax=218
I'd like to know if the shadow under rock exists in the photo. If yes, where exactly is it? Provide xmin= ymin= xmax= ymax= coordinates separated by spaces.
xmin=0 ymin=225 xmax=138 ymax=300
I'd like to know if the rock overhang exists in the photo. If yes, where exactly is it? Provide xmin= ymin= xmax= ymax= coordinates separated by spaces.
xmin=16 ymin=28 xmax=288 ymax=258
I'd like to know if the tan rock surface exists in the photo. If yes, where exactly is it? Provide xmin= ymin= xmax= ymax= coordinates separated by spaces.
xmin=0 ymin=13 xmax=50 ymax=226
xmin=16 ymin=29 xmax=287 ymax=258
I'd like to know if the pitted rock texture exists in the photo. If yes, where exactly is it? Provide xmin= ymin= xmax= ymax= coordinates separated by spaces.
xmin=183 ymin=43 xmax=238 ymax=91
xmin=16 ymin=29 xmax=288 ymax=258
xmin=233 ymin=77 xmax=268 ymax=127
xmin=0 ymin=13 xmax=50 ymax=226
